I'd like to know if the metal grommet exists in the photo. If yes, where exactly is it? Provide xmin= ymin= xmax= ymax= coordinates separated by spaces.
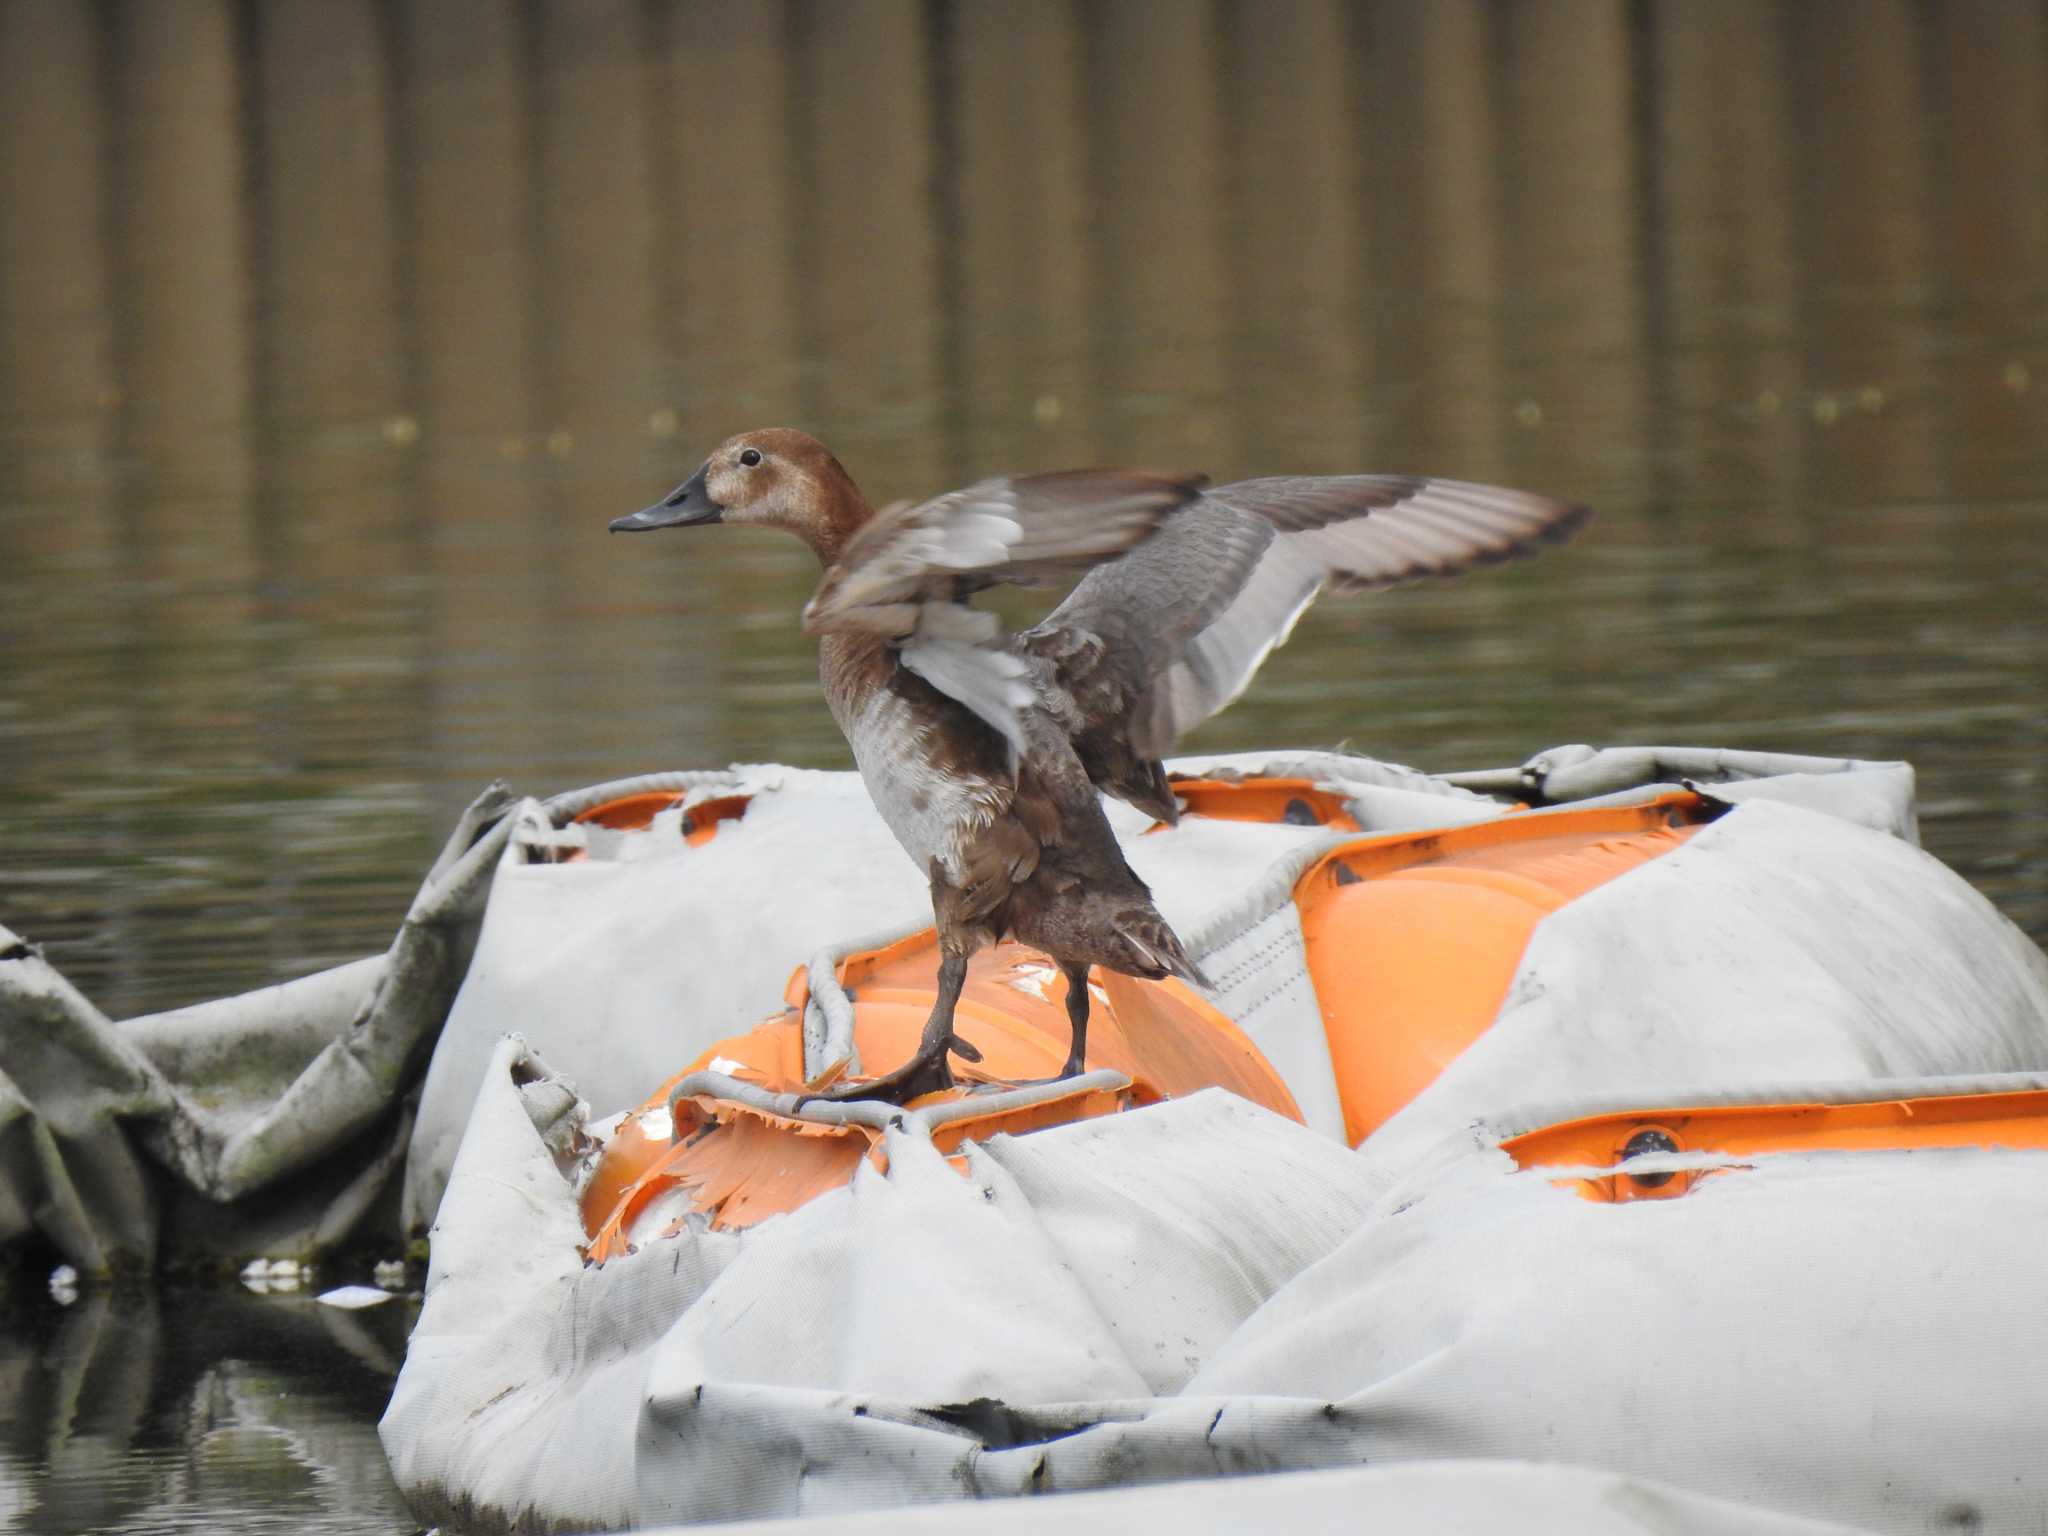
xmin=1620 ymin=1126 xmax=1681 ymax=1190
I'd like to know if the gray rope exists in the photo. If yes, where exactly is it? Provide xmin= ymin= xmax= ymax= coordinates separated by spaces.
xmin=664 ymin=1069 xmax=1132 ymax=1142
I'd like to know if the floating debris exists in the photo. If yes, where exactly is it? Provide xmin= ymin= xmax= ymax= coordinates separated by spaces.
xmin=239 ymin=1257 xmax=314 ymax=1295
xmin=317 ymin=1284 xmax=398 ymax=1310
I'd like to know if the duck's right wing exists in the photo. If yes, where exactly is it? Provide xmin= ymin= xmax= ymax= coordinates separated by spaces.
xmin=1027 ymin=474 xmax=1590 ymax=778
xmin=800 ymin=469 xmax=1206 ymax=753
xmin=801 ymin=469 xmax=1207 ymax=635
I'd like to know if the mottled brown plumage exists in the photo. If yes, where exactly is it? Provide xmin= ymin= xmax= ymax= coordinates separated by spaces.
xmin=613 ymin=429 xmax=1589 ymax=1103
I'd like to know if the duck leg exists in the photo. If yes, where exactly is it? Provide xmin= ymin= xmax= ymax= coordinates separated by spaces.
xmin=976 ymin=958 xmax=1092 ymax=1091
xmin=1057 ymin=958 xmax=1091 ymax=1078
xmin=804 ymin=946 xmax=971 ymax=1105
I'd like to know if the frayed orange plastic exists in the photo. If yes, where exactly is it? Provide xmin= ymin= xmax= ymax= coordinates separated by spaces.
xmin=579 ymin=938 xmax=1289 ymax=1251
xmin=582 ymin=1077 xmax=1134 ymax=1256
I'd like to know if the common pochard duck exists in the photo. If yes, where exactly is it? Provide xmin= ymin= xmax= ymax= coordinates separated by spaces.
xmin=613 ymin=428 xmax=1587 ymax=1103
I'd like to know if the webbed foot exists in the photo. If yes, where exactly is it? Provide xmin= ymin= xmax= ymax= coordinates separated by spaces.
xmin=797 ymin=1033 xmax=979 ymax=1107
xmin=797 ymin=944 xmax=980 ymax=1108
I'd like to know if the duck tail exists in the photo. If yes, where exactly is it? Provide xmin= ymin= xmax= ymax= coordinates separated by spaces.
xmin=1113 ymin=910 xmax=1211 ymax=991
xmin=1108 ymin=757 xmax=1181 ymax=826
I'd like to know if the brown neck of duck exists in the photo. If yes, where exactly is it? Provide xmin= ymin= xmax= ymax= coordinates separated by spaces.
xmin=787 ymin=451 xmax=873 ymax=566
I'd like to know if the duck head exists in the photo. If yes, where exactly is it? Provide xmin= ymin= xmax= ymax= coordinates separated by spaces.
xmin=610 ymin=427 xmax=870 ymax=563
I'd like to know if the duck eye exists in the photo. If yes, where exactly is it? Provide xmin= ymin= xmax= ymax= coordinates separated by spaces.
xmin=739 ymin=448 xmax=762 ymax=468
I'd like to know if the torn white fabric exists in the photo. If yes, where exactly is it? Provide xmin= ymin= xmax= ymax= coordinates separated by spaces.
xmin=401 ymin=770 xmax=935 ymax=1232
xmin=1451 ymin=744 xmax=1917 ymax=834
xmin=385 ymin=1039 xmax=2048 ymax=1533
xmin=1187 ymin=1144 xmax=2048 ymax=1532
xmin=692 ymin=1460 xmax=1870 ymax=1536
xmin=1184 ymin=900 xmax=1344 ymax=1140
xmin=383 ymin=1064 xmax=1382 ymax=1532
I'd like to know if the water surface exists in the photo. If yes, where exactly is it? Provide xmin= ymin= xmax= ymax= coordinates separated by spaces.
xmin=0 ymin=1284 xmax=416 ymax=1535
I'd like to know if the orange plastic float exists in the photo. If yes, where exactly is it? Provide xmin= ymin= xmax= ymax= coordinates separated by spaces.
xmin=816 ymin=929 xmax=1297 ymax=1115
xmin=1297 ymin=791 xmax=1717 ymax=1144
xmin=578 ymin=778 xmax=1729 ymax=1258
xmin=583 ymin=933 xmax=1296 ymax=1256
xmin=1503 ymin=1087 xmax=2048 ymax=1204
xmin=1163 ymin=777 xmax=1362 ymax=831
xmin=556 ymin=791 xmax=753 ymax=866
xmin=582 ymin=1068 xmax=1139 ymax=1258
xmin=572 ymin=790 xmax=751 ymax=842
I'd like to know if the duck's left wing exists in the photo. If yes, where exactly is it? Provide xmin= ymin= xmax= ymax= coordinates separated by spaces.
xmin=800 ymin=469 xmax=1205 ymax=755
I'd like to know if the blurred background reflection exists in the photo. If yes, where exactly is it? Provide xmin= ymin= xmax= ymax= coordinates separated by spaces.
xmin=0 ymin=1285 xmax=416 ymax=1534
xmin=1 ymin=0 xmax=2043 ymax=1020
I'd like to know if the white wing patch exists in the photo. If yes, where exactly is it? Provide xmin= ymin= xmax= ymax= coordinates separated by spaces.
xmin=912 ymin=500 xmax=1025 ymax=568
xmin=824 ymin=495 xmax=1026 ymax=616
xmin=899 ymin=603 xmax=1035 ymax=756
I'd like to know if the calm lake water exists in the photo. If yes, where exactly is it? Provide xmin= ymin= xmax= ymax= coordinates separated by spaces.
xmin=1 ymin=2 xmax=2045 ymax=1532
xmin=0 ymin=1282 xmax=417 ymax=1535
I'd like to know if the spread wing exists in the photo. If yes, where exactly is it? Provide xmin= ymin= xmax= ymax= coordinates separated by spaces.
xmin=1026 ymin=474 xmax=1590 ymax=782
xmin=800 ymin=469 xmax=1207 ymax=753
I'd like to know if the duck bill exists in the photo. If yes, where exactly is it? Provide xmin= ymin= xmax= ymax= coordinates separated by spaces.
xmin=610 ymin=463 xmax=722 ymax=532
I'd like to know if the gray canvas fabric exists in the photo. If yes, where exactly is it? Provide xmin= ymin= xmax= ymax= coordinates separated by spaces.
xmin=0 ymin=783 xmax=515 ymax=1271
